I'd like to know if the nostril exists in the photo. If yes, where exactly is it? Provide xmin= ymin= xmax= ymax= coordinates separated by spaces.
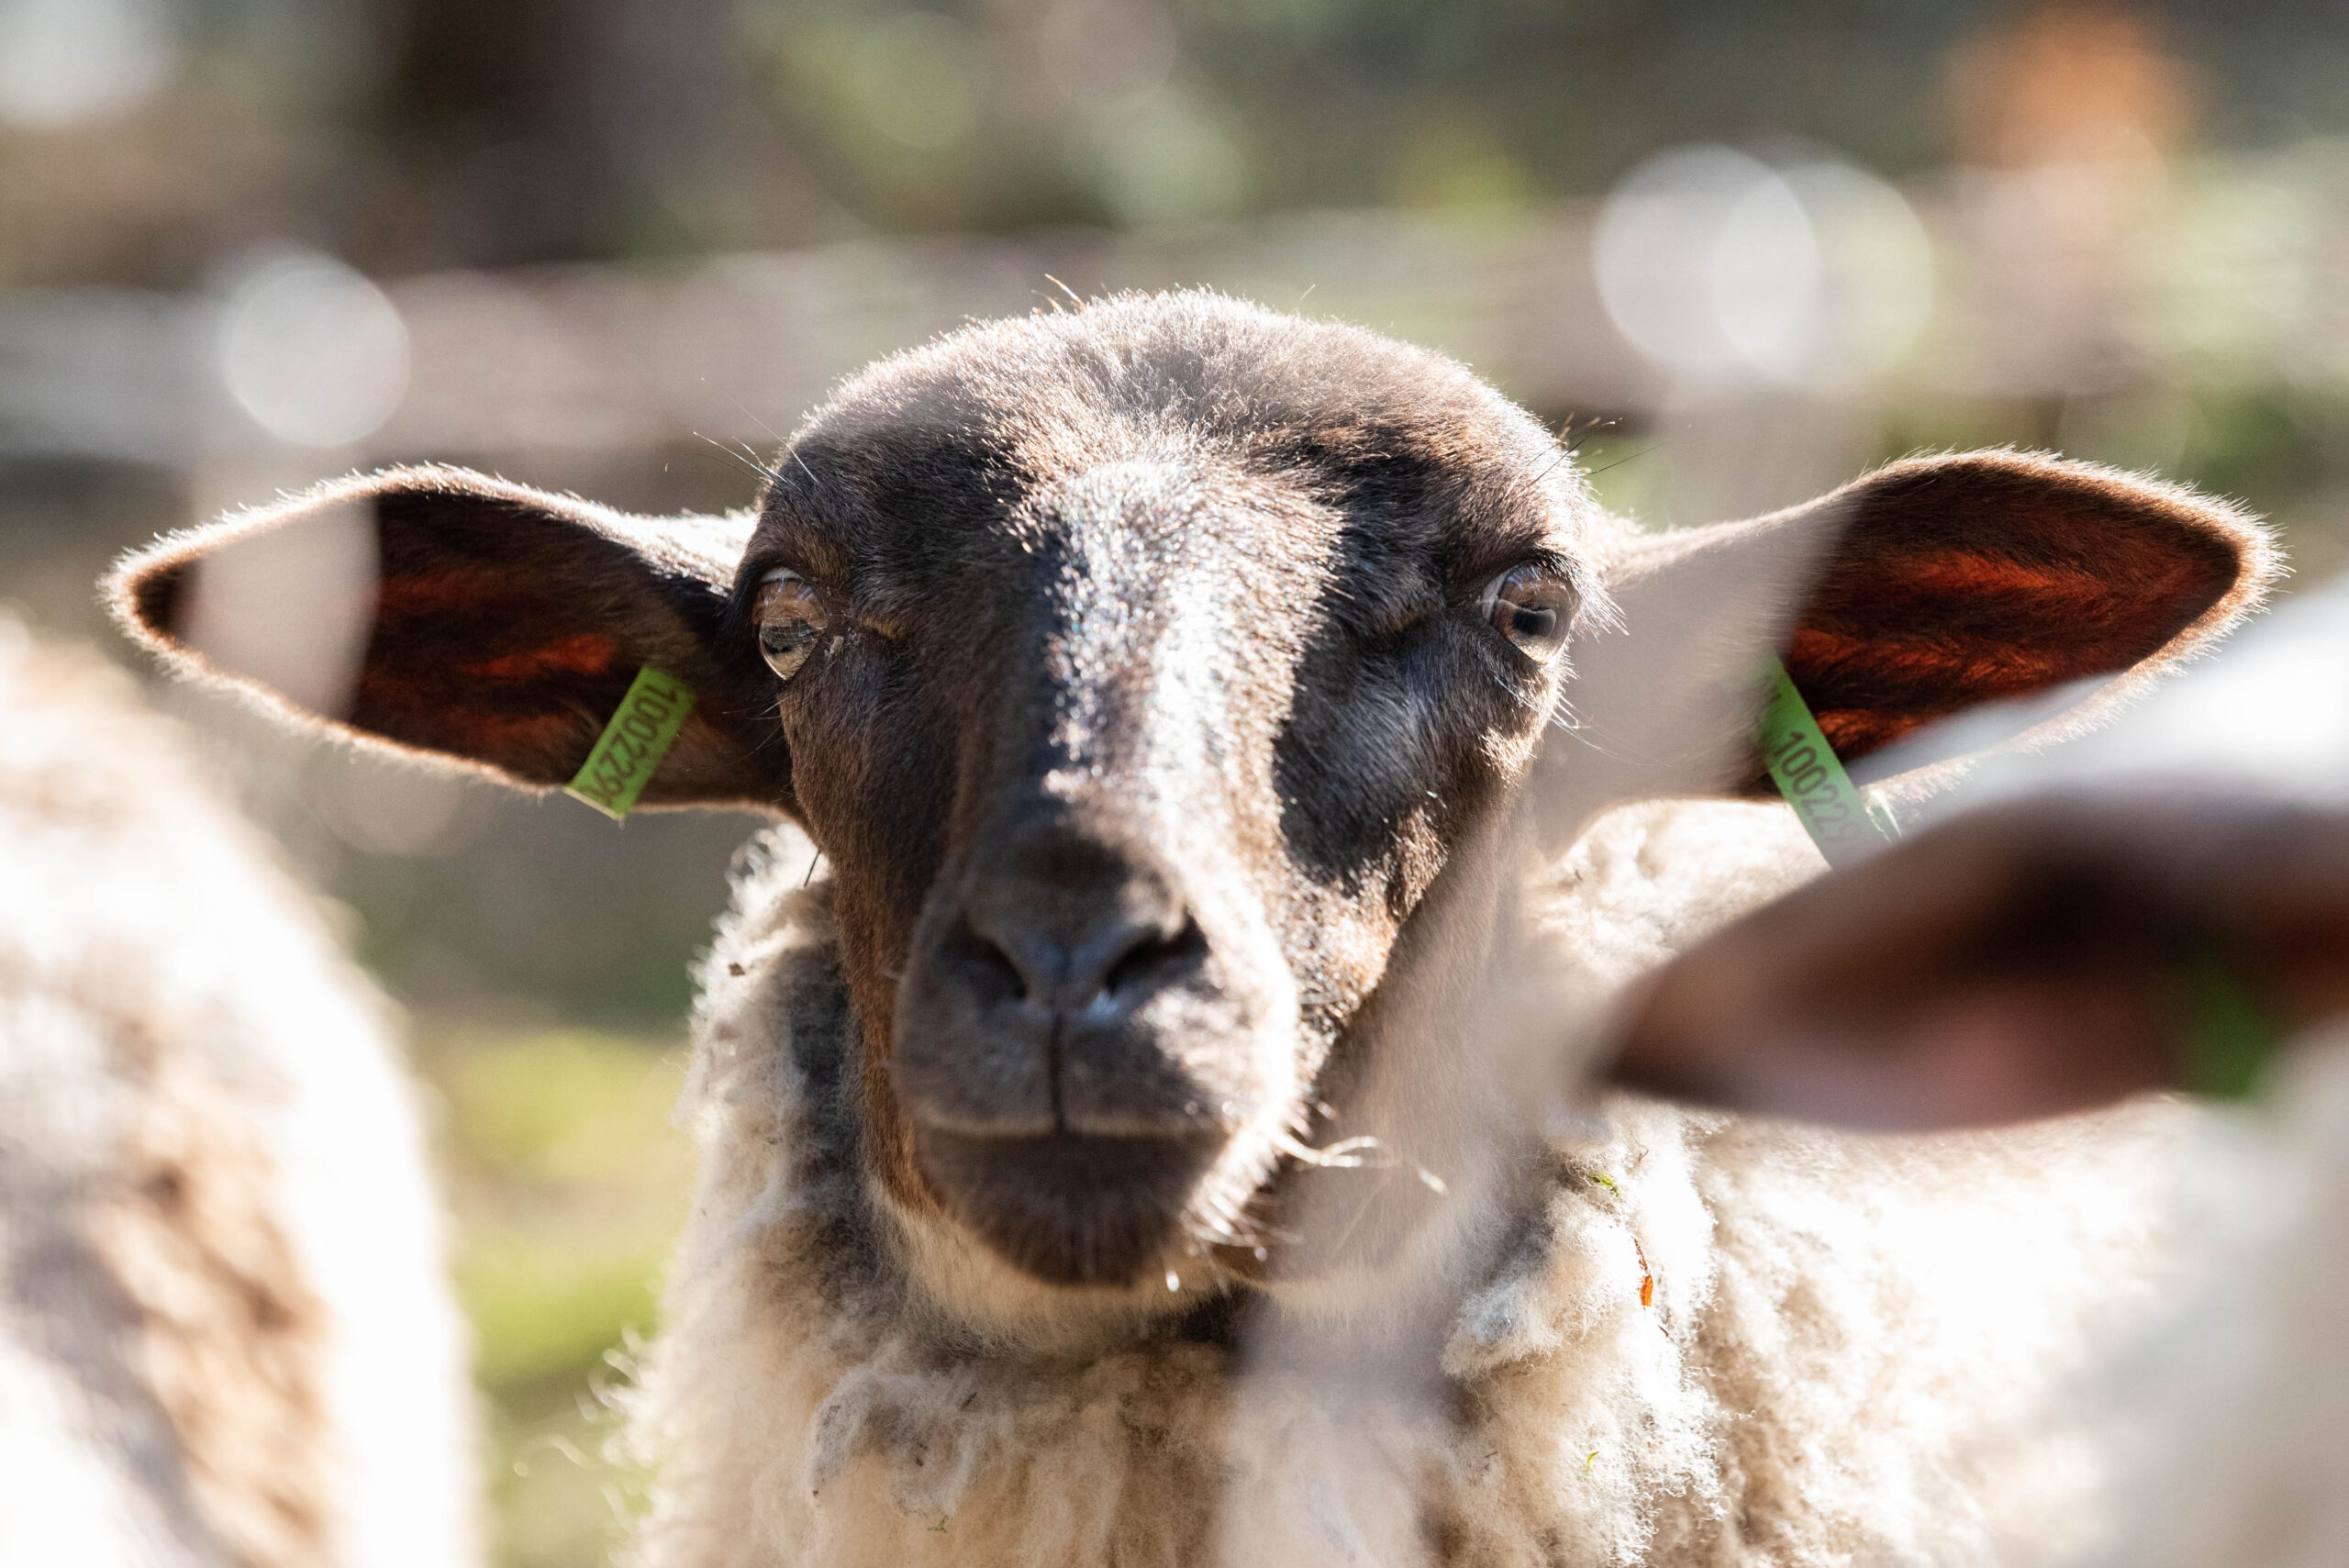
xmin=1098 ymin=915 xmax=1208 ymax=1006
xmin=945 ymin=917 xmax=1030 ymax=1003
xmin=952 ymin=903 xmax=1208 ymax=1016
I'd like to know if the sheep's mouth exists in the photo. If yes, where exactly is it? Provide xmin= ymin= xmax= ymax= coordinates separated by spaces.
xmin=914 ymin=1127 xmax=1227 ymax=1286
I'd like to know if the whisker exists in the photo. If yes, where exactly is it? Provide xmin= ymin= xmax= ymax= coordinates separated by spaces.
xmin=1272 ymin=1129 xmax=1391 ymax=1169
xmin=733 ymin=439 xmax=778 ymax=477
xmin=714 ymin=384 xmax=787 ymax=446
xmin=692 ymin=431 xmax=780 ymax=486
xmin=1585 ymin=443 xmax=1657 ymax=478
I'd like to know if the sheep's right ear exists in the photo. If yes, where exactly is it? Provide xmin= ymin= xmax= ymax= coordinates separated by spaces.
xmin=109 ymin=466 xmax=791 ymax=814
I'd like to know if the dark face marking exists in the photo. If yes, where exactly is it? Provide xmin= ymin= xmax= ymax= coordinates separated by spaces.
xmin=736 ymin=297 xmax=1595 ymax=1287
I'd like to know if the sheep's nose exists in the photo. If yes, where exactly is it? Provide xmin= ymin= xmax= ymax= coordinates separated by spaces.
xmin=958 ymin=838 xmax=1206 ymax=1017
xmin=895 ymin=819 xmax=1235 ymax=1141
xmin=892 ymin=813 xmax=1286 ymax=1284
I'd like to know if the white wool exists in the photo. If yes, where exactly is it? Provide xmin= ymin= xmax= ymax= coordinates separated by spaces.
xmin=1516 ymin=797 xmax=1824 ymax=1079
xmin=627 ymin=802 xmax=2201 ymax=1567
xmin=2067 ymin=1022 xmax=2349 ymax=1568
xmin=0 ymin=619 xmax=478 ymax=1568
xmin=1843 ymin=575 xmax=2349 ymax=1568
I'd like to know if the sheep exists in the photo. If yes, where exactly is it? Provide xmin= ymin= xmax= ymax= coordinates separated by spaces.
xmin=0 ymin=615 xmax=478 ymax=1568
xmin=2096 ymin=1014 xmax=2349 ymax=1568
xmin=1615 ymin=573 xmax=2349 ymax=1568
xmin=107 ymin=290 xmax=2273 ymax=1566
xmin=1620 ymin=786 xmax=2349 ymax=1568
xmin=1614 ymin=784 xmax=2349 ymax=1568
xmin=2059 ymin=581 xmax=2349 ymax=1568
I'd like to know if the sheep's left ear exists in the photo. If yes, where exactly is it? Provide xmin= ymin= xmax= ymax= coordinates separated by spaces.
xmin=1541 ymin=451 xmax=2276 ymax=844
xmin=109 ymin=466 xmax=790 ymax=813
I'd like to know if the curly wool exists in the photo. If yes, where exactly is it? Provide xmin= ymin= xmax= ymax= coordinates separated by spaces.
xmin=627 ymin=802 xmax=2199 ymax=1568
xmin=0 ymin=619 xmax=477 ymax=1568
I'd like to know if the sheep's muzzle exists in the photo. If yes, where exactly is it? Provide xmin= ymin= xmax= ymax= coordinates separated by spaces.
xmin=892 ymin=806 xmax=1293 ymax=1286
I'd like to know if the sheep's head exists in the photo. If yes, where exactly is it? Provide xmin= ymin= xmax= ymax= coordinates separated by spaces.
xmin=113 ymin=293 xmax=2270 ymax=1320
xmin=749 ymin=304 xmax=1609 ymax=1300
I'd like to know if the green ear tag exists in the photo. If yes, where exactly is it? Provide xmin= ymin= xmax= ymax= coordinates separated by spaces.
xmin=2179 ymin=949 xmax=2281 ymax=1101
xmin=563 ymin=666 xmax=696 ymax=820
xmin=1756 ymin=657 xmax=1898 ymax=870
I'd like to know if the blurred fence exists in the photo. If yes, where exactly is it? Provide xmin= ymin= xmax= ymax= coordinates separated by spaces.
xmin=8 ymin=139 xmax=2349 ymax=1030
xmin=7 ymin=142 xmax=2348 ymax=500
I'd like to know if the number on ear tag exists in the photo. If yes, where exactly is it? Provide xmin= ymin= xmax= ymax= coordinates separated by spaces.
xmin=563 ymin=666 xmax=696 ymax=820
xmin=1756 ymin=657 xmax=1898 ymax=870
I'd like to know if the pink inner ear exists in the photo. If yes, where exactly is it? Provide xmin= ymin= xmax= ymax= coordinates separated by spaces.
xmin=353 ymin=601 xmax=633 ymax=782
xmin=430 ymin=708 xmax=584 ymax=757
xmin=1779 ymin=495 xmax=2244 ymax=773
xmin=462 ymin=634 xmax=621 ymax=682
xmin=1788 ymin=623 xmax=2083 ymax=759
xmin=374 ymin=565 xmax=521 ymax=617
xmin=1865 ymin=550 xmax=2131 ymax=614
xmin=354 ymin=659 xmax=586 ymax=759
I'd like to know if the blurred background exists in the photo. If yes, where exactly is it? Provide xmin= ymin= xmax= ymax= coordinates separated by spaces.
xmin=3 ymin=1 xmax=2347 ymax=1562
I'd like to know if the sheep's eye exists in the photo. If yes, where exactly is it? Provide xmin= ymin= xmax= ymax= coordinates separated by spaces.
xmin=1476 ymin=563 xmax=1571 ymax=662
xmin=753 ymin=569 xmax=829 ymax=682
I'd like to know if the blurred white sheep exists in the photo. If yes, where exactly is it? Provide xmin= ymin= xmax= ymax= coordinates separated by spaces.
xmin=1619 ymin=566 xmax=2349 ymax=1568
xmin=0 ymin=616 xmax=476 ymax=1568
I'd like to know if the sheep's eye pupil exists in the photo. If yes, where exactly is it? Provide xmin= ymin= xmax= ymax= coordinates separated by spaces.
xmin=1479 ymin=563 xmax=1571 ymax=662
xmin=753 ymin=570 xmax=829 ymax=682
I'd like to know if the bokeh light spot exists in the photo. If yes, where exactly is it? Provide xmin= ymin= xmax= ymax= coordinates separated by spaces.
xmin=1596 ymin=145 xmax=1933 ymax=390
xmin=217 ymin=253 xmax=410 ymax=448
xmin=0 ymin=0 xmax=179 ymax=130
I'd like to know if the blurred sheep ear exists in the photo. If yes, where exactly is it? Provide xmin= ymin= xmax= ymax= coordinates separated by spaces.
xmin=108 ymin=466 xmax=790 ymax=814
xmin=1607 ymin=788 xmax=2349 ymax=1130
xmin=1536 ymin=450 xmax=2277 ymax=848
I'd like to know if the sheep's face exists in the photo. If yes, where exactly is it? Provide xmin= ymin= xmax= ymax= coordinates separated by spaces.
xmin=747 ymin=300 xmax=1598 ymax=1291
xmin=113 ymin=290 xmax=2270 ymax=1323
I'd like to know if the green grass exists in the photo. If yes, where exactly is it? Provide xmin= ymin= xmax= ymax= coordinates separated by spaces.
xmin=415 ymin=1024 xmax=699 ymax=1568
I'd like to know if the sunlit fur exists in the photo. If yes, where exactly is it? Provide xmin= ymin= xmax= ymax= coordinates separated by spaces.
xmin=626 ymin=808 xmax=2201 ymax=1568
xmin=0 ymin=620 xmax=478 ymax=1568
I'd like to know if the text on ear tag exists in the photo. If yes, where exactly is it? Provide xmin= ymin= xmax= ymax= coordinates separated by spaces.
xmin=1756 ymin=657 xmax=1898 ymax=870
xmin=564 ymin=666 xmax=696 ymax=820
